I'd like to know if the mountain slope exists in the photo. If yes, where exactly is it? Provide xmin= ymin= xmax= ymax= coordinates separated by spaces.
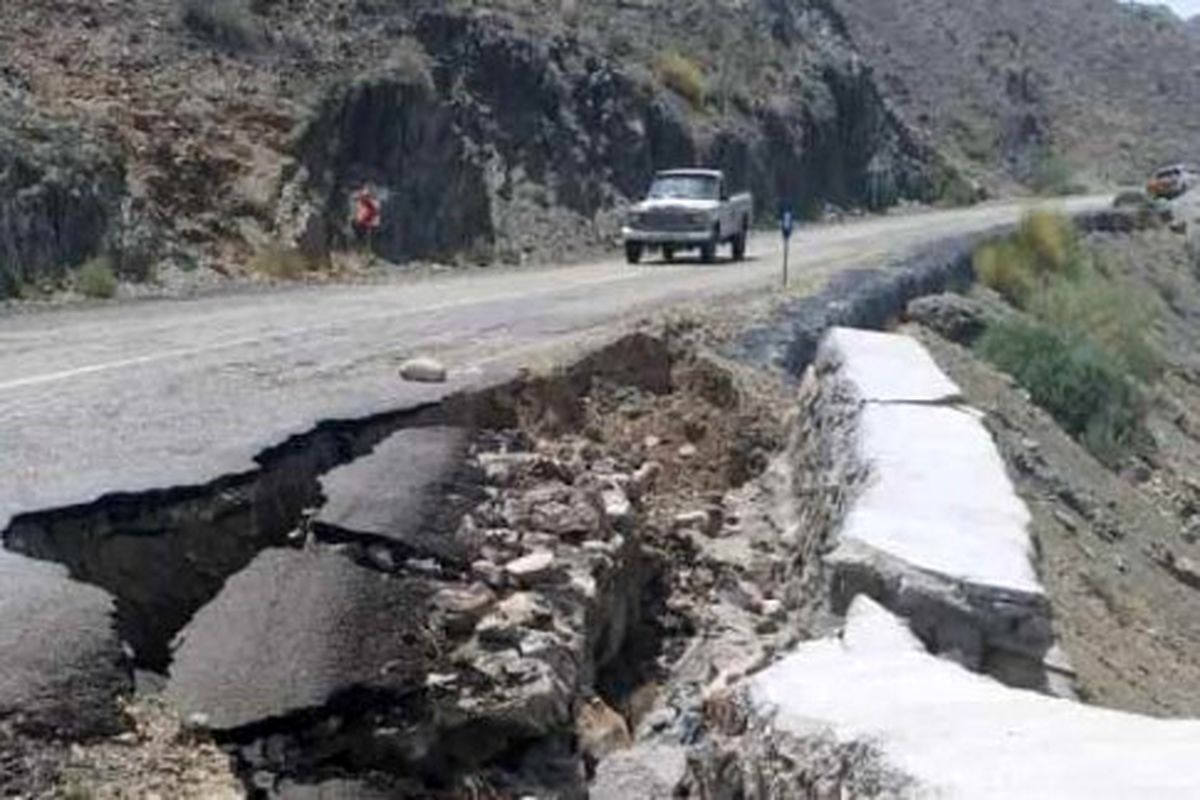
xmin=834 ymin=0 xmax=1200 ymax=187
xmin=0 ymin=0 xmax=947 ymax=295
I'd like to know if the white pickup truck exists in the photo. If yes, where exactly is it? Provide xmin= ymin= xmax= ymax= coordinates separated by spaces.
xmin=622 ymin=169 xmax=753 ymax=264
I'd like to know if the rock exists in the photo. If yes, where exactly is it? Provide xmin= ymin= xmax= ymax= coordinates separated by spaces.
xmin=590 ymin=743 xmax=689 ymax=800
xmin=399 ymin=357 xmax=448 ymax=383
xmin=165 ymin=549 xmax=434 ymax=731
xmin=276 ymin=777 xmax=409 ymax=799
xmin=425 ymin=672 xmax=458 ymax=690
xmin=472 ymin=559 xmax=507 ymax=589
xmin=432 ymin=583 xmax=496 ymax=636
xmin=476 ymin=592 xmax=553 ymax=647
xmin=0 ymin=551 xmax=132 ymax=738
xmin=575 ymin=697 xmax=632 ymax=765
xmin=520 ymin=484 xmax=603 ymax=538
xmin=673 ymin=510 xmax=710 ymax=531
xmin=629 ymin=461 xmax=661 ymax=498
xmin=673 ymin=508 xmax=721 ymax=537
xmin=761 ymin=599 xmax=785 ymax=620
xmin=905 ymin=293 xmax=991 ymax=344
xmin=726 ymin=579 xmax=765 ymax=614
xmin=477 ymin=452 xmax=571 ymax=487
xmin=677 ymin=443 xmax=698 ymax=459
xmin=0 ymin=85 xmax=126 ymax=298
xmin=601 ymin=486 xmax=634 ymax=531
xmin=315 ymin=427 xmax=473 ymax=563
xmin=504 ymin=550 xmax=558 ymax=585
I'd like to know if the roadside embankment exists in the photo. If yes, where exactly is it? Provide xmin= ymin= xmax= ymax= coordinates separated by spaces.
xmin=689 ymin=325 xmax=1200 ymax=798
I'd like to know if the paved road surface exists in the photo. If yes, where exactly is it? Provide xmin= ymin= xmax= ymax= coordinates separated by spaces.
xmin=0 ymin=198 xmax=1106 ymax=530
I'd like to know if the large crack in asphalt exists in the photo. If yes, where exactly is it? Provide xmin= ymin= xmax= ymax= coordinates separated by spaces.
xmin=2 ymin=403 xmax=446 ymax=672
xmin=6 ymin=217 xmax=1137 ymax=796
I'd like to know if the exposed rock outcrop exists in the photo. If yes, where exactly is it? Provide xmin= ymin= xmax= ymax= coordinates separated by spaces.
xmin=288 ymin=8 xmax=940 ymax=265
xmin=0 ymin=81 xmax=125 ymax=296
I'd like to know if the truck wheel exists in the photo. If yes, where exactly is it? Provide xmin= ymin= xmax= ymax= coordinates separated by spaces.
xmin=663 ymin=246 xmax=675 ymax=263
xmin=625 ymin=242 xmax=643 ymax=264
xmin=732 ymin=223 xmax=748 ymax=261
xmin=701 ymin=226 xmax=719 ymax=263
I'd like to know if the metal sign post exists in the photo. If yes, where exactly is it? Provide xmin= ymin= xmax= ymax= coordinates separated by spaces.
xmin=781 ymin=208 xmax=794 ymax=288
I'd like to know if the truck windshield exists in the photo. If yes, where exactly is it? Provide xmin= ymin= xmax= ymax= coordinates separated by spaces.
xmin=648 ymin=175 xmax=719 ymax=200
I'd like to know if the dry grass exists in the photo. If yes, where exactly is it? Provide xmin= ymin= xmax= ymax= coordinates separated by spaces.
xmin=972 ymin=211 xmax=1161 ymax=463
xmin=654 ymin=51 xmax=706 ymax=110
xmin=248 ymin=245 xmax=319 ymax=280
xmin=75 ymin=256 xmax=118 ymax=299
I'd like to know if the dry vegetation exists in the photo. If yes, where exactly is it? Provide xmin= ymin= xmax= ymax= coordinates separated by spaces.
xmin=973 ymin=212 xmax=1161 ymax=463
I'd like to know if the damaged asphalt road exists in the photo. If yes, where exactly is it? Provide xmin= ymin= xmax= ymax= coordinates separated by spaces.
xmin=0 ymin=199 xmax=1104 ymax=533
xmin=0 ymin=199 xmax=1106 ymax=793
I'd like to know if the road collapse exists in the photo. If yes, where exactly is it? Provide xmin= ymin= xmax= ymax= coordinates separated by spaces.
xmin=10 ymin=218 xmax=1199 ymax=798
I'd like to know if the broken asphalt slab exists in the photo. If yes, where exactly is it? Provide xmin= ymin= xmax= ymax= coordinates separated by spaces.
xmin=165 ymin=548 xmax=434 ymax=731
xmin=811 ymin=327 xmax=1054 ymax=684
xmin=313 ymin=426 xmax=476 ymax=564
xmin=743 ymin=596 xmax=1200 ymax=799
xmin=0 ymin=551 xmax=130 ymax=738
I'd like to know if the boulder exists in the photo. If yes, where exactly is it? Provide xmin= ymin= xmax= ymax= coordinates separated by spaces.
xmin=590 ymin=743 xmax=689 ymax=800
xmin=504 ymin=550 xmax=558 ymax=586
xmin=399 ymin=357 xmax=448 ymax=384
xmin=905 ymin=292 xmax=990 ymax=343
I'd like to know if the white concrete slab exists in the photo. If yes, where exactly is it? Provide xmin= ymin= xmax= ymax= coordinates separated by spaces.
xmin=838 ymin=402 xmax=1040 ymax=595
xmin=750 ymin=597 xmax=1200 ymax=799
xmin=819 ymin=327 xmax=962 ymax=404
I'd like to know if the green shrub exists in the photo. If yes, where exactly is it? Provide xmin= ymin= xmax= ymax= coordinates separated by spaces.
xmin=76 ymin=256 xmax=118 ymax=299
xmin=974 ymin=211 xmax=1080 ymax=306
xmin=181 ymin=0 xmax=258 ymax=51
xmin=1028 ymin=265 xmax=1161 ymax=382
xmin=976 ymin=319 xmax=1144 ymax=464
xmin=655 ymin=51 xmax=706 ymax=109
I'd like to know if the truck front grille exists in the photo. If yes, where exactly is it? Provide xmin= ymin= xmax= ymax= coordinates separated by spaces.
xmin=640 ymin=211 xmax=704 ymax=232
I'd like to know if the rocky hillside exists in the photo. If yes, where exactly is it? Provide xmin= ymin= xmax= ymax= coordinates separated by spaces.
xmin=5 ymin=0 xmax=1200 ymax=297
xmin=0 ymin=0 xmax=946 ymax=297
xmin=834 ymin=0 xmax=1200 ymax=188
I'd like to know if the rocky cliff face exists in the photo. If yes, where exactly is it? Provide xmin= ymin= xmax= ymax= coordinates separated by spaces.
xmin=0 ymin=0 xmax=946 ymax=291
xmin=0 ymin=80 xmax=125 ymax=297
xmin=290 ymin=6 xmax=939 ymax=265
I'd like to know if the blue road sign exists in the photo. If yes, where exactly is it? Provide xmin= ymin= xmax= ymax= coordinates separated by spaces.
xmin=781 ymin=209 xmax=794 ymax=239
